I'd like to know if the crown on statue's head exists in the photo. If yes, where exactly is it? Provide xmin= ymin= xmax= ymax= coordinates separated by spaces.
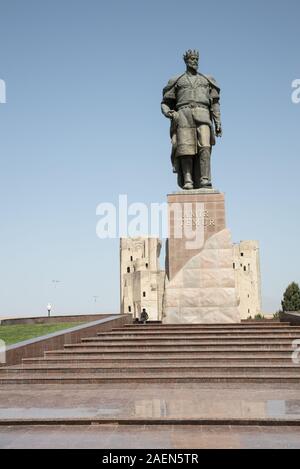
xmin=183 ymin=49 xmax=199 ymax=62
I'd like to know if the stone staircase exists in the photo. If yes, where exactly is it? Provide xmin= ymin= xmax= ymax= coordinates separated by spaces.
xmin=1 ymin=322 xmax=300 ymax=384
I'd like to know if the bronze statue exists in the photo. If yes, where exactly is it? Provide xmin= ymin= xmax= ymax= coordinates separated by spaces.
xmin=161 ymin=50 xmax=222 ymax=190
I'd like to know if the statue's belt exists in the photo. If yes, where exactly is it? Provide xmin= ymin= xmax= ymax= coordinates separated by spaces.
xmin=177 ymin=103 xmax=209 ymax=111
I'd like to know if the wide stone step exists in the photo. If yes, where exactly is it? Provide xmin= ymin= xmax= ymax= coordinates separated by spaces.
xmin=112 ymin=325 xmax=296 ymax=332
xmin=1 ymin=417 xmax=300 ymax=426
xmin=2 ymin=363 xmax=299 ymax=376
xmin=101 ymin=328 xmax=300 ymax=337
xmin=65 ymin=340 xmax=297 ymax=350
xmin=57 ymin=344 xmax=296 ymax=354
xmin=22 ymin=354 xmax=295 ymax=365
xmin=121 ymin=322 xmax=290 ymax=329
xmin=86 ymin=334 xmax=300 ymax=342
xmin=42 ymin=350 xmax=296 ymax=362
xmin=1 ymin=372 xmax=299 ymax=385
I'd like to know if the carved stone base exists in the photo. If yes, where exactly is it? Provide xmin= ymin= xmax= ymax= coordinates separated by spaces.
xmin=163 ymin=191 xmax=240 ymax=324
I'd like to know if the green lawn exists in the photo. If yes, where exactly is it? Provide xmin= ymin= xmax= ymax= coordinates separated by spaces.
xmin=0 ymin=322 xmax=85 ymax=345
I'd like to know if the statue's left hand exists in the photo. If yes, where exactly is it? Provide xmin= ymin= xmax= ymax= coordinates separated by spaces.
xmin=215 ymin=124 xmax=222 ymax=137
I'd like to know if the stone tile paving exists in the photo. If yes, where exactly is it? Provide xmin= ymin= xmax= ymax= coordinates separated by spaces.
xmin=0 ymin=383 xmax=300 ymax=421
xmin=1 ymin=425 xmax=300 ymax=449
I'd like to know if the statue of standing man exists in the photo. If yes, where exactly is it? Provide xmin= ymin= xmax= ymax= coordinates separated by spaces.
xmin=161 ymin=50 xmax=222 ymax=190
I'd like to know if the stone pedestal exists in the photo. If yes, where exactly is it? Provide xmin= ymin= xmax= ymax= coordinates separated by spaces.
xmin=163 ymin=189 xmax=240 ymax=324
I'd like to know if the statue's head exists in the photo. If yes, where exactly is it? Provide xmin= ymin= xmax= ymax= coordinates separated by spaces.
xmin=183 ymin=49 xmax=199 ymax=72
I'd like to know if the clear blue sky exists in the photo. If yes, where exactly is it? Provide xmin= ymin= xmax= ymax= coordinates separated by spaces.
xmin=0 ymin=0 xmax=299 ymax=316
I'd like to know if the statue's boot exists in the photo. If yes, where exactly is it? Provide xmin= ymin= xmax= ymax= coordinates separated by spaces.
xmin=181 ymin=156 xmax=194 ymax=190
xmin=199 ymin=146 xmax=212 ymax=188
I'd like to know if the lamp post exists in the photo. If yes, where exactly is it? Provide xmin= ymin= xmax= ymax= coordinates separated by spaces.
xmin=93 ymin=296 xmax=99 ymax=313
xmin=52 ymin=280 xmax=61 ymax=288
xmin=51 ymin=280 xmax=61 ymax=315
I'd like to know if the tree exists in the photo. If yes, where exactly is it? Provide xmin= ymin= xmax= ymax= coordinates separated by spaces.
xmin=281 ymin=282 xmax=300 ymax=312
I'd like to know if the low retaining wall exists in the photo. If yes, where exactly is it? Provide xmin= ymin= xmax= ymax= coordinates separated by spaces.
xmin=0 ymin=313 xmax=113 ymax=326
xmin=280 ymin=311 xmax=300 ymax=325
xmin=2 ymin=314 xmax=132 ymax=366
xmin=241 ymin=319 xmax=278 ymax=323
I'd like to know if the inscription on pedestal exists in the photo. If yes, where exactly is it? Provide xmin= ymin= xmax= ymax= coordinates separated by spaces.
xmin=179 ymin=210 xmax=215 ymax=228
xmin=167 ymin=191 xmax=226 ymax=280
